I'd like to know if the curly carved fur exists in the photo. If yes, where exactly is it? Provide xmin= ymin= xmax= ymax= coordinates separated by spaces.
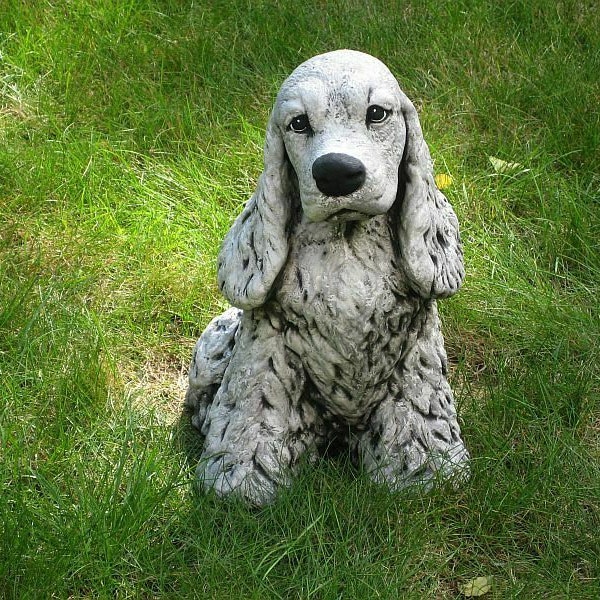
xmin=185 ymin=50 xmax=469 ymax=505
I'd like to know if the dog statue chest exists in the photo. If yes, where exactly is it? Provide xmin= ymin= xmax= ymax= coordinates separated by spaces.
xmin=274 ymin=215 xmax=417 ymax=418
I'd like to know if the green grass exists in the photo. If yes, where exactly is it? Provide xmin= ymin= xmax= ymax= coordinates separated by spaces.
xmin=1 ymin=0 xmax=599 ymax=597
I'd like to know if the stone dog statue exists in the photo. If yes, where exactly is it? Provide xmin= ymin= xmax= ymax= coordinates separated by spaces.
xmin=185 ymin=50 xmax=469 ymax=505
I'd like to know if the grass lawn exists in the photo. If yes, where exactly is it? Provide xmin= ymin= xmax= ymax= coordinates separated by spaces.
xmin=1 ymin=1 xmax=599 ymax=597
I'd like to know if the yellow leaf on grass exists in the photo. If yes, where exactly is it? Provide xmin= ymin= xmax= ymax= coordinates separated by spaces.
xmin=435 ymin=173 xmax=453 ymax=189
xmin=489 ymin=156 xmax=523 ymax=173
xmin=460 ymin=576 xmax=493 ymax=597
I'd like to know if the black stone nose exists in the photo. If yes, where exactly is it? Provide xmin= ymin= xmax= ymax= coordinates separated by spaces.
xmin=312 ymin=153 xmax=366 ymax=197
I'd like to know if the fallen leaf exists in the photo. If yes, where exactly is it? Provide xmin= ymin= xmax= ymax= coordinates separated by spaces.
xmin=435 ymin=173 xmax=453 ymax=189
xmin=489 ymin=156 xmax=523 ymax=173
xmin=460 ymin=575 xmax=493 ymax=597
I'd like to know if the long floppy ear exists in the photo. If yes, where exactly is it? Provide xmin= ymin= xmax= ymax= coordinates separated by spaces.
xmin=217 ymin=114 xmax=294 ymax=310
xmin=394 ymin=98 xmax=465 ymax=298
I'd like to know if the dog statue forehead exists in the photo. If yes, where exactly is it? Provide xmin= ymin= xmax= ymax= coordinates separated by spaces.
xmin=285 ymin=49 xmax=397 ymax=84
xmin=275 ymin=50 xmax=401 ymax=110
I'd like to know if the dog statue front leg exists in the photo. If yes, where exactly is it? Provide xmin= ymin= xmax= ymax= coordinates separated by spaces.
xmin=354 ymin=301 xmax=469 ymax=490
xmin=198 ymin=309 xmax=325 ymax=506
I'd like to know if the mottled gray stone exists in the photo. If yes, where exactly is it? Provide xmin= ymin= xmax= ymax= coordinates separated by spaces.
xmin=186 ymin=50 xmax=469 ymax=505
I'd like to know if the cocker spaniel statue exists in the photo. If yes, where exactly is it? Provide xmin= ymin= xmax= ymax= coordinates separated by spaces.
xmin=185 ymin=50 xmax=469 ymax=505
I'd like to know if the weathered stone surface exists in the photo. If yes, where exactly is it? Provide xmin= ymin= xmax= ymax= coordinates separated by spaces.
xmin=186 ymin=50 xmax=469 ymax=505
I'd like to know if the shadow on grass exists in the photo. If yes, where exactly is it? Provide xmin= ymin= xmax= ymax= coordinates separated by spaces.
xmin=172 ymin=407 xmax=205 ymax=472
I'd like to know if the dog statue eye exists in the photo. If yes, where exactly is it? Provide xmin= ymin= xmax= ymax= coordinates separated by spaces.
xmin=288 ymin=114 xmax=310 ymax=133
xmin=366 ymin=105 xmax=389 ymax=124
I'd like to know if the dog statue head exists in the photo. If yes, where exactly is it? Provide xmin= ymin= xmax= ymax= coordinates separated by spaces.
xmin=272 ymin=50 xmax=407 ymax=222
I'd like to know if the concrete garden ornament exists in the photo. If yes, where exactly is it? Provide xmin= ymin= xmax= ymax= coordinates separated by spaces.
xmin=186 ymin=50 xmax=469 ymax=505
